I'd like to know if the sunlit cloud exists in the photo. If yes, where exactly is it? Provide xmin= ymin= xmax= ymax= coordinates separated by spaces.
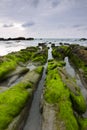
xmin=13 ymin=23 xmax=24 ymax=30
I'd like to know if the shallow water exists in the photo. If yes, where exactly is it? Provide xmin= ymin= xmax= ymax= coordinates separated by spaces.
xmin=27 ymin=63 xmax=36 ymax=71
xmin=48 ymin=43 xmax=53 ymax=60
xmin=23 ymin=63 xmax=47 ymax=130
xmin=64 ymin=57 xmax=76 ymax=77
xmin=0 ymin=38 xmax=87 ymax=56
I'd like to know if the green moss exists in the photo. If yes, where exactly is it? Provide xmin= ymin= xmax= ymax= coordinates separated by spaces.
xmin=45 ymin=61 xmax=69 ymax=104
xmin=47 ymin=60 xmax=66 ymax=72
xmin=44 ymin=61 xmax=79 ymax=130
xmin=32 ymin=48 xmax=48 ymax=64
xmin=48 ymin=59 xmax=54 ymax=62
xmin=67 ymin=46 xmax=87 ymax=80
xmin=0 ymin=46 xmax=46 ymax=129
xmin=58 ymin=100 xmax=79 ymax=130
xmin=58 ymin=61 xmax=66 ymax=66
xmin=0 ymin=46 xmax=41 ymax=81
xmin=52 ymin=46 xmax=70 ymax=60
xmin=70 ymin=92 xmax=86 ymax=114
xmin=0 ymin=60 xmax=17 ymax=80
xmin=45 ymin=69 xmax=70 ymax=104
xmin=57 ymin=45 xmax=87 ymax=88
xmin=47 ymin=62 xmax=57 ymax=71
xmin=52 ymin=48 xmax=64 ymax=60
xmin=77 ymin=117 xmax=87 ymax=130
xmin=35 ymin=66 xmax=44 ymax=74
xmin=0 ymin=82 xmax=32 ymax=130
xmin=32 ymin=56 xmax=46 ymax=64
xmin=32 ymin=46 xmax=48 ymax=64
xmin=69 ymin=53 xmax=84 ymax=69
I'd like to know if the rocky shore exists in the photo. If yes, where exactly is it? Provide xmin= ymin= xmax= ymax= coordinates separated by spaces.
xmin=0 ymin=43 xmax=87 ymax=130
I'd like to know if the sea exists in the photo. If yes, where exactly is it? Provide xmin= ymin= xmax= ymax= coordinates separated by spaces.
xmin=0 ymin=38 xmax=87 ymax=56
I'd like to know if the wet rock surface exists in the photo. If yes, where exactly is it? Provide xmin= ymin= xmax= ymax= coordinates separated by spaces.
xmin=58 ymin=67 xmax=80 ymax=95
xmin=69 ymin=45 xmax=87 ymax=84
xmin=42 ymin=102 xmax=58 ymax=130
xmin=70 ymin=45 xmax=87 ymax=64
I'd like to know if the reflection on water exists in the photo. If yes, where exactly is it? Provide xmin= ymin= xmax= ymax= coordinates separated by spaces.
xmin=47 ymin=43 xmax=53 ymax=60
xmin=0 ymin=40 xmax=39 ymax=56
xmin=64 ymin=57 xmax=87 ymax=100
xmin=27 ymin=63 xmax=36 ymax=71
xmin=64 ymin=57 xmax=75 ymax=77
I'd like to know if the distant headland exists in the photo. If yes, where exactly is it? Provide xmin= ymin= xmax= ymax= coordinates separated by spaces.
xmin=79 ymin=38 xmax=87 ymax=41
xmin=0 ymin=37 xmax=34 ymax=41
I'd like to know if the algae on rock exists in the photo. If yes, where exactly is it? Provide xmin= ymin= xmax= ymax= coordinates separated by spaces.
xmin=0 ymin=66 xmax=44 ymax=130
xmin=42 ymin=60 xmax=79 ymax=130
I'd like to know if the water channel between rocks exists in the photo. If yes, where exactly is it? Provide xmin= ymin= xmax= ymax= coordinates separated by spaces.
xmin=23 ymin=43 xmax=53 ymax=130
xmin=23 ymin=63 xmax=47 ymax=130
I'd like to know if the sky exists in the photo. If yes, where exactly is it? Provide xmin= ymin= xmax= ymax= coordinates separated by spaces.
xmin=0 ymin=0 xmax=87 ymax=38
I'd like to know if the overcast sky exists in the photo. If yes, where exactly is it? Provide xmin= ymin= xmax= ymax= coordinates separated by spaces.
xmin=0 ymin=0 xmax=87 ymax=38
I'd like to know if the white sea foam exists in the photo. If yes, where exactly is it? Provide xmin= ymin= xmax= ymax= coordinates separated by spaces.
xmin=0 ymin=38 xmax=86 ymax=56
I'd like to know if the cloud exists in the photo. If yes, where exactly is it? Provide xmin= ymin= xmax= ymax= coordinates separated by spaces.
xmin=77 ymin=26 xmax=87 ymax=31
xmin=51 ymin=0 xmax=61 ymax=8
xmin=22 ymin=22 xmax=35 ymax=27
xmin=72 ymin=24 xmax=83 ymax=28
xmin=3 ymin=24 xmax=13 ymax=28
xmin=0 ymin=0 xmax=87 ymax=38
xmin=82 ymin=27 xmax=87 ymax=31
xmin=31 ymin=0 xmax=40 ymax=7
xmin=72 ymin=24 xmax=87 ymax=31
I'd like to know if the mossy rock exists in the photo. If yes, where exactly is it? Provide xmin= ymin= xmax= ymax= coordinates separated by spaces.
xmin=58 ymin=100 xmax=79 ymax=130
xmin=58 ymin=67 xmax=86 ymax=114
xmin=0 ymin=45 xmax=47 ymax=82
xmin=0 ymin=60 xmax=17 ymax=81
xmin=77 ymin=117 xmax=87 ymax=130
xmin=0 ymin=65 xmax=44 ymax=130
xmin=44 ymin=60 xmax=79 ymax=130
xmin=70 ymin=92 xmax=86 ymax=114
xmin=0 ymin=46 xmax=40 ymax=81
xmin=67 ymin=45 xmax=87 ymax=82
xmin=52 ymin=45 xmax=70 ymax=60
xmin=47 ymin=60 xmax=66 ymax=72
xmin=32 ymin=56 xmax=46 ymax=64
xmin=32 ymin=48 xmax=48 ymax=65
xmin=35 ymin=66 xmax=44 ymax=74
xmin=0 ymin=82 xmax=31 ymax=130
